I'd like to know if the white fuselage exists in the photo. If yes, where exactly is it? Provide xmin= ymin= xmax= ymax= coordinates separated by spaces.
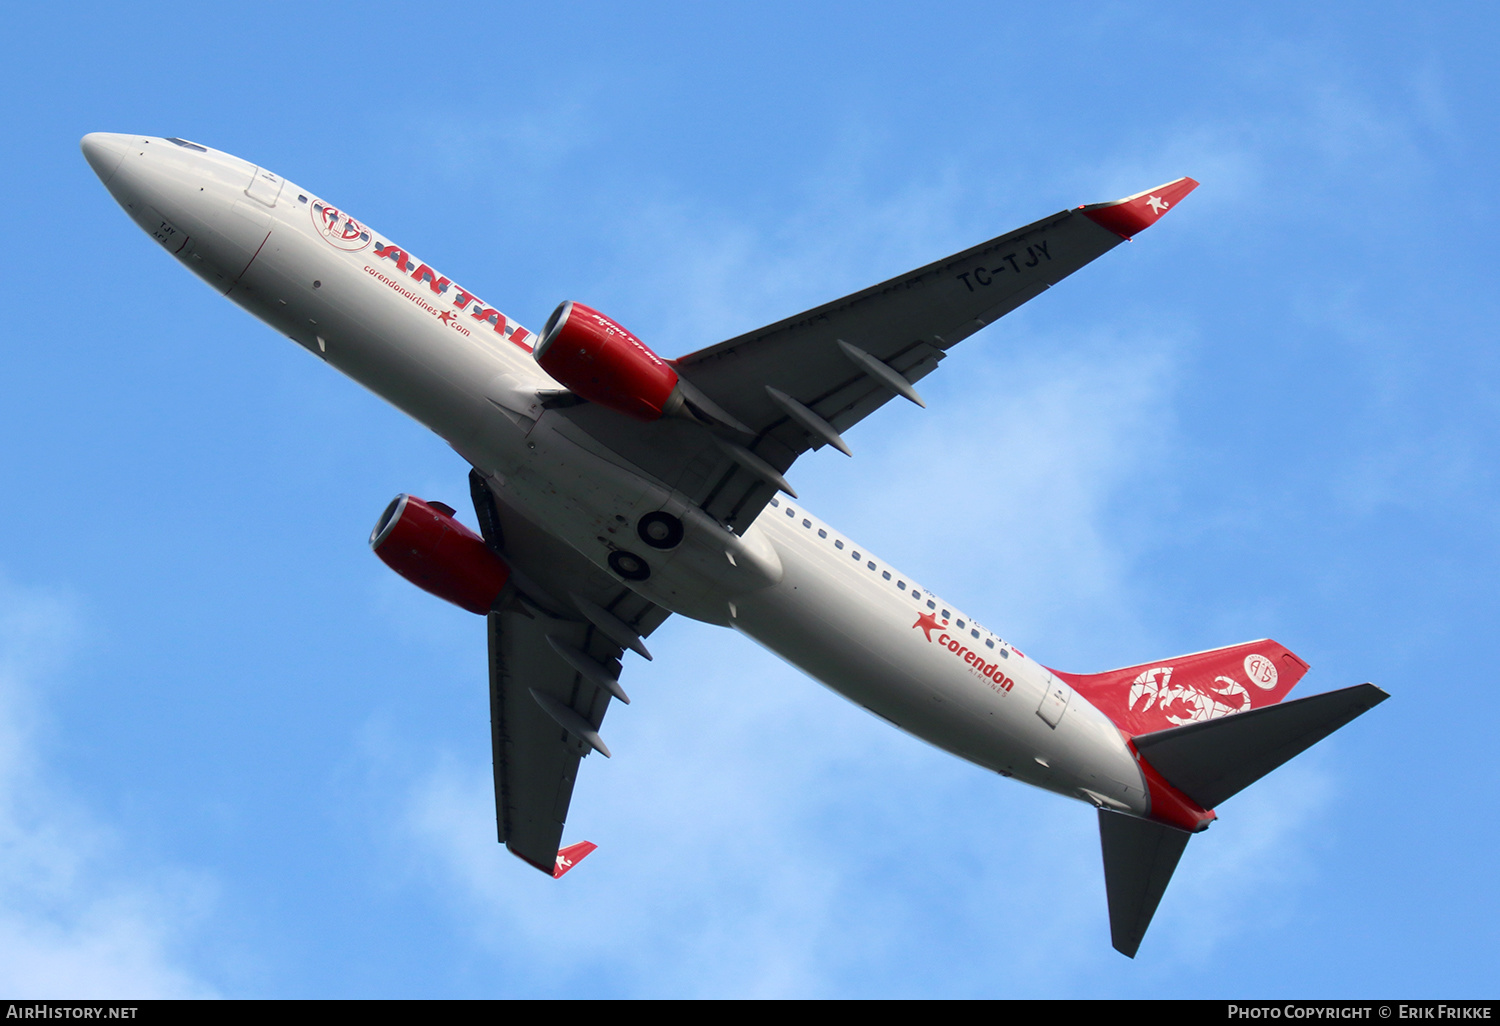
xmin=84 ymin=133 xmax=1149 ymax=816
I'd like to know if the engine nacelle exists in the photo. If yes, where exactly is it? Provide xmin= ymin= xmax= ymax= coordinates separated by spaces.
xmin=534 ymin=301 xmax=680 ymax=421
xmin=369 ymin=494 xmax=510 ymax=615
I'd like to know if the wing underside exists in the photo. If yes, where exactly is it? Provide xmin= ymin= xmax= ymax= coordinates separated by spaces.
xmin=486 ymin=603 xmax=609 ymax=870
xmin=472 ymin=472 xmax=669 ymax=872
xmin=555 ymin=181 xmax=1194 ymax=533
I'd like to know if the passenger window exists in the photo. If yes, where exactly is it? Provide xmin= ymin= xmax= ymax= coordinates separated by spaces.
xmin=852 ymin=551 xmax=861 ymax=560
xmin=866 ymin=562 xmax=875 ymax=571
xmin=897 ymin=581 xmax=905 ymax=589
xmin=985 ymin=639 xmax=995 ymax=649
xmin=802 ymin=519 xmax=811 ymax=528
xmin=818 ymin=529 xmax=827 ymax=539
xmin=786 ymin=508 xmax=795 ymax=517
xmin=927 ymin=600 xmax=936 ymax=610
xmin=971 ymin=629 xmax=980 ymax=638
xmin=942 ymin=610 xmax=951 ymax=619
xmin=956 ymin=620 xmax=966 ymax=629
xmin=835 ymin=541 xmax=844 ymax=550
xmin=770 ymin=498 xmax=779 ymax=507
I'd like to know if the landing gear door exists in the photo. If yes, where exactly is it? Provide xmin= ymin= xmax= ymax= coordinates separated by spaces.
xmin=1037 ymin=674 xmax=1071 ymax=729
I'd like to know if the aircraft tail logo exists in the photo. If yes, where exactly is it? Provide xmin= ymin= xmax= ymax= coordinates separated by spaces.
xmin=1051 ymin=639 xmax=1308 ymax=736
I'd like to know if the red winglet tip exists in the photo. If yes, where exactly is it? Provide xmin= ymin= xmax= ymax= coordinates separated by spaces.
xmin=1081 ymin=177 xmax=1199 ymax=240
xmin=553 ymin=840 xmax=598 ymax=878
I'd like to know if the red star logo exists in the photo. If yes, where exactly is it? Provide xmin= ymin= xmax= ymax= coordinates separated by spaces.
xmin=438 ymin=310 xmax=454 ymax=324
xmin=912 ymin=611 xmax=947 ymax=642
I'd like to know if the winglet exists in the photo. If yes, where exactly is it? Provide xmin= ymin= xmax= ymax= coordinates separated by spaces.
xmin=1080 ymin=177 xmax=1199 ymax=240
xmin=554 ymin=840 xmax=598 ymax=878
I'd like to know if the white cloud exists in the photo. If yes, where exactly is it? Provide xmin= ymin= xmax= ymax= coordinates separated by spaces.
xmin=398 ymin=637 xmax=914 ymax=997
xmin=0 ymin=579 xmax=217 ymax=999
xmin=1153 ymin=758 xmax=1337 ymax=970
xmin=594 ymin=166 xmax=975 ymax=357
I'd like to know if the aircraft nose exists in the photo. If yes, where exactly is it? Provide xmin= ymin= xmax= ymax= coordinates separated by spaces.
xmin=80 ymin=132 xmax=130 ymax=185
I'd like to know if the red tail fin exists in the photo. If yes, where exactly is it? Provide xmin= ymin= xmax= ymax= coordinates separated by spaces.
xmin=1051 ymin=640 xmax=1308 ymax=737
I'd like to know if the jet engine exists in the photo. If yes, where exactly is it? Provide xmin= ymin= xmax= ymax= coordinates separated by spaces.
xmin=534 ymin=301 xmax=681 ymax=421
xmin=369 ymin=494 xmax=510 ymax=614
xmin=534 ymin=301 xmax=755 ymax=435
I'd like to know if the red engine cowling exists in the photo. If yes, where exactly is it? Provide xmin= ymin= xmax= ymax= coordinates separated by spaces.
xmin=369 ymin=495 xmax=510 ymax=615
xmin=534 ymin=301 xmax=680 ymax=421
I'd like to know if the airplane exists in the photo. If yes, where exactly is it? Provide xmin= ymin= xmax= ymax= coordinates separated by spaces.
xmin=81 ymin=132 xmax=1386 ymax=958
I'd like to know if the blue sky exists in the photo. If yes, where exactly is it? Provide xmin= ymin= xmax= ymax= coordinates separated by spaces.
xmin=1 ymin=0 xmax=1496 ymax=998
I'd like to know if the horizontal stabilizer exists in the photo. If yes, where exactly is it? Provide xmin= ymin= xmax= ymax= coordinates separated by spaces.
xmin=1099 ymin=809 xmax=1191 ymax=958
xmin=1134 ymin=683 xmax=1388 ymax=810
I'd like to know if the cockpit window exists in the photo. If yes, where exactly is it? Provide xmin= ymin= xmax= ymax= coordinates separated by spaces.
xmin=166 ymin=137 xmax=208 ymax=152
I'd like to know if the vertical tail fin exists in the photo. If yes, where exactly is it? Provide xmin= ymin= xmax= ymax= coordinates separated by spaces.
xmin=1098 ymin=810 xmax=1191 ymax=958
xmin=1052 ymin=639 xmax=1308 ymax=736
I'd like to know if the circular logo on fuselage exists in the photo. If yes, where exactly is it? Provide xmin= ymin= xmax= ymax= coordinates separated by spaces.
xmin=311 ymin=200 xmax=371 ymax=251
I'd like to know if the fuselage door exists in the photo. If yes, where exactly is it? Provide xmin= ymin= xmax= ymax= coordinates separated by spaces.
xmin=245 ymin=166 xmax=284 ymax=208
xmin=1037 ymin=674 xmax=1071 ymax=729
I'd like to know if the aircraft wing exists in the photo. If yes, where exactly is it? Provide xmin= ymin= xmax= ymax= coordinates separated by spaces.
xmin=472 ymin=473 xmax=670 ymax=873
xmin=557 ymin=178 xmax=1197 ymax=533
